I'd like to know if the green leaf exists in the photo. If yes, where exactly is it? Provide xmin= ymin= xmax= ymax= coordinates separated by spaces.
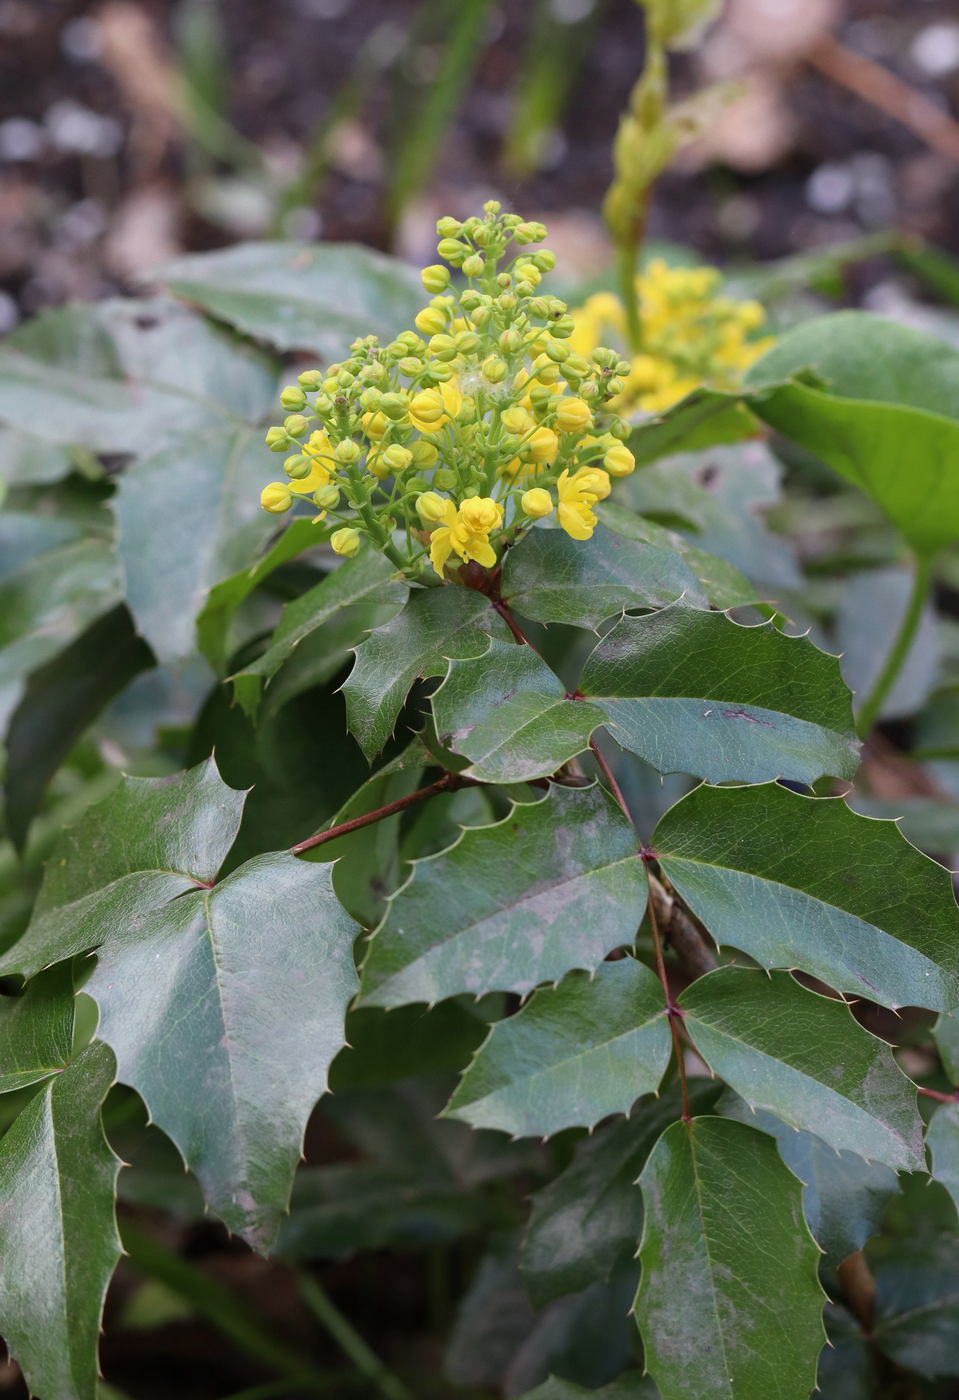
xmin=653 ymin=783 xmax=959 ymax=1012
xmin=837 ymin=564 xmax=939 ymax=723
xmin=157 ymin=240 xmax=423 ymax=355
xmin=499 ymin=523 xmax=710 ymax=628
xmin=331 ymin=1000 xmax=489 ymax=1090
xmin=433 ymin=638 xmax=605 ymax=783
xmin=935 ymin=1006 xmax=959 ymax=1080
xmin=926 ymin=1103 xmax=959 ymax=1217
xmin=871 ymin=1235 xmax=959 ymax=1378
xmin=275 ymin=1160 xmax=487 ymax=1261
xmin=680 ymin=968 xmax=922 ymax=1170
xmin=445 ymin=960 xmax=670 ymax=1137
xmin=196 ymin=517 xmax=322 ymax=674
xmin=0 ymin=760 xmax=246 ymax=979
xmin=5 ymin=605 xmax=154 ymax=848
xmin=113 ymin=427 xmax=280 ymax=664
xmin=598 ymin=503 xmax=756 ymax=611
xmin=746 ymin=313 xmax=959 ymax=556
xmin=232 ymin=550 xmax=409 ymax=720
xmin=0 ymin=1041 xmax=120 ymax=1400
xmin=0 ymin=536 xmax=123 ymax=729
xmin=580 ymin=607 xmax=859 ymax=785
xmin=634 ymin=1116 xmax=825 ymax=1400
xmin=521 ymin=1084 xmax=719 ymax=1305
xmin=86 ymin=854 xmax=360 ymax=1247
xmin=343 ymin=585 xmax=500 ymax=761
xmin=718 ymin=1092 xmax=897 ymax=1264
xmin=627 ymin=384 xmax=763 ymax=465
xmin=359 ymin=783 xmax=646 ymax=1008
xmin=0 ymin=962 xmax=75 ymax=1093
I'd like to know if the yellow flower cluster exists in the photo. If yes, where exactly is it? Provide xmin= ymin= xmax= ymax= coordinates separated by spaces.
xmin=571 ymin=259 xmax=774 ymax=415
xmin=258 ymin=204 xmax=642 ymax=582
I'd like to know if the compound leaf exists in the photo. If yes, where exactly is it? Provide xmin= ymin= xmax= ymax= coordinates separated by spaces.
xmin=634 ymin=1116 xmax=824 ymax=1400
xmin=445 ymin=959 xmax=670 ymax=1137
xmin=359 ymin=784 xmax=646 ymax=1008
xmin=432 ymin=638 xmax=605 ymax=783
xmin=343 ymin=586 xmax=501 ymax=761
xmin=580 ymin=607 xmax=858 ymax=785
xmin=0 ymin=1041 xmax=120 ymax=1400
xmin=871 ymin=1235 xmax=959 ymax=1378
xmin=680 ymin=969 xmax=923 ymax=1171
xmin=653 ymin=783 xmax=959 ymax=1012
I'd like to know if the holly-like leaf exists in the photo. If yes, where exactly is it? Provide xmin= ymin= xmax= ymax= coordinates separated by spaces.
xmin=0 ymin=1042 xmax=120 ymax=1400
xmin=5 ymin=605 xmax=153 ymax=848
xmin=232 ymin=550 xmax=409 ymax=720
xmin=343 ymin=586 xmax=501 ymax=761
xmin=499 ymin=523 xmax=709 ymax=628
xmin=628 ymin=384 xmax=762 ymax=465
xmin=718 ymin=1092 xmax=897 ymax=1264
xmin=0 ymin=761 xmax=246 ymax=979
xmin=871 ymin=1235 xmax=959 ymax=1378
xmin=598 ymin=503 xmax=756 ymax=611
xmin=113 ymin=427 xmax=280 ymax=664
xmin=680 ymin=969 xmax=922 ymax=1170
xmin=521 ymin=1085 xmax=719 ymax=1305
xmin=634 ymin=1116 xmax=825 ymax=1400
xmin=653 ymin=783 xmax=959 ymax=1012
xmin=580 ymin=606 xmax=859 ymax=785
xmin=84 ymin=854 xmax=360 ymax=1248
xmin=746 ymin=312 xmax=959 ymax=557
xmin=359 ymin=783 xmax=646 ymax=1008
xmin=445 ymin=960 xmax=670 ymax=1137
xmin=0 ymin=962 xmax=76 ymax=1093
xmin=157 ymin=240 xmax=423 ymax=356
xmin=926 ymin=1103 xmax=959 ymax=1217
xmin=432 ymin=638 xmax=605 ymax=783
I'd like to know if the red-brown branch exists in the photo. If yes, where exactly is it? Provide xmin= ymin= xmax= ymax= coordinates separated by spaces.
xmin=291 ymin=772 xmax=475 ymax=855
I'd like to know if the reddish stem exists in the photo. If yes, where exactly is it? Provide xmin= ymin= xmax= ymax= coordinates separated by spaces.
xmin=917 ymin=1085 xmax=959 ymax=1104
xmin=646 ymin=881 xmax=691 ymax=1122
xmin=588 ymin=736 xmax=633 ymax=828
xmin=291 ymin=772 xmax=472 ymax=855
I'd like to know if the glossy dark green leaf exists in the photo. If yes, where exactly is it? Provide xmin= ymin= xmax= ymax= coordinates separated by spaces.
xmin=598 ymin=503 xmax=756 ymax=611
xmin=680 ymin=969 xmax=922 ymax=1170
xmin=0 ymin=760 xmax=246 ymax=979
xmin=433 ymin=638 xmax=605 ymax=783
xmin=746 ymin=313 xmax=959 ymax=556
xmin=935 ymin=1006 xmax=959 ymax=1081
xmin=816 ymin=1303 xmax=873 ymax=1400
xmin=654 ymin=783 xmax=959 ymax=1012
xmin=500 ymin=523 xmax=709 ymax=628
xmin=926 ymin=1103 xmax=959 ymax=1217
xmin=359 ymin=783 xmax=646 ymax=1008
xmin=0 ymin=962 xmax=75 ymax=1093
xmin=87 ymin=854 xmax=359 ymax=1248
xmin=634 ymin=1117 xmax=824 ymax=1400
xmin=521 ymin=1084 xmax=719 ymax=1305
xmin=232 ymin=550 xmax=409 ymax=720
xmin=718 ymin=1092 xmax=897 ymax=1264
xmin=580 ymin=607 xmax=858 ymax=785
xmin=113 ymin=427 xmax=279 ymax=664
xmin=445 ymin=960 xmax=670 ymax=1137
xmin=0 ymin=1042 xmax=120 ymax=1400
xmin=628 ymin=384 xmax=763 ymax=465
xmin=5 ymin=605 xmax=154 ymax=848
xmin=157 ymin=240 xmax=423 ymax=355
xmin=871 ymin=1235 xmax=959 ymax=1377
xmin=343 ymin=585 xmax=501 ymax=761
xmin=330 ymin=1000 xmax=489 ymax=1090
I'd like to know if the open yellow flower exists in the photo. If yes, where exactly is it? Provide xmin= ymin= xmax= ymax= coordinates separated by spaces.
xmin=289 ymin=431 xmax=335 ymax=496
xmin=428 ymin=495 xmax=503 ymax=576
xmin=556 ymin=467 xmax=611 ymax=541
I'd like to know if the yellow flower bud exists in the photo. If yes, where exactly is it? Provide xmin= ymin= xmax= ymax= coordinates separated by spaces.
xmin=280 ymin=385 xmax=307 ymax=410
xmin=381 ymin=444 xmax=413 ymax=473
xmin=360 ymin=411 xmax=389 ymax=441
xmin=313 ymin=483 xmax=340 ymax=509
xmin=284 ymin=414 xmax=310 ymax=439
xmin=331 ymin=528 xmax=361 ymax=557
xmin=501 ymin=406 xmax=535 ymax=436
xmin=604 ymin=444 xmax=636 ymax=477
xmin=514 ymin=262 xmax=542 ymax=287
xmin=528 ymin=426 xmax=559 ymax=463
xmin=334 ymin=439 xmax=361 ymax=465
xmin=482 ymin=356 xmax=508 ymax=384
xmin=421 ymin=264 xmax=450 ymax=294
xmin=265 ymin=426 xmax=288 ymax=452
xmin=410 ymin=440 xmax=438 ymax=467
xmin=554 ymin=397 xmax=592 ymax=433
xmin=415 ymin=306 xmax=447 ymax=336
xmin=261 ymin=482 xmax=293 ymax=514
xmin=416 ymin=491 xmax=452 ymax=524
xmin=521 ymin=488 xmax=553 ymax=518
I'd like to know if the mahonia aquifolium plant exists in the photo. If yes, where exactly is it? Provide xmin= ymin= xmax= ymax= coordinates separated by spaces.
xmin=259 ymin=202 xmax=642 ymax=579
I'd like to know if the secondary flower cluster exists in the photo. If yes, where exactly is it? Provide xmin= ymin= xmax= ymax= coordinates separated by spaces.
xmin=258 ymin=203 xmax=637 ymax=580
xmin=571 ymin=259 xmax=774 ymax=414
